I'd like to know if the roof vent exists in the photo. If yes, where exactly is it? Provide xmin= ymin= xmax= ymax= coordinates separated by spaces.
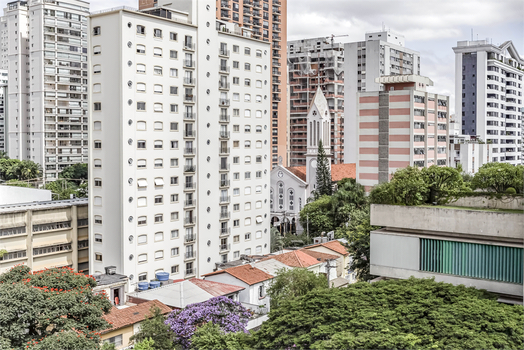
xmin=105 ymin=266 xmax=117 ymax=275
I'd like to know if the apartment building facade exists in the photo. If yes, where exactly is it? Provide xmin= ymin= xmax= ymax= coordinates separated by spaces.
xmin=345 ymin=31 xmax=421 ymax=164
xmin=287 ymin=38 xmax=344 ymax=166
xmin=0 ymin=69 xmax=7 ymax=152
xmin=453 ymin=40 xmax=523 ymax=165
xmin=448 ymin=118 xmax=491 ymax=173
xmin=88 ymin=1 xmax=271 ymax=288
xmin=357 ymin=75 xmax=449 ymax=189
xmin=0 ymin=196 xmax=88 ymax=274
xmin=1 ymin=0 xmax=89 ymax=179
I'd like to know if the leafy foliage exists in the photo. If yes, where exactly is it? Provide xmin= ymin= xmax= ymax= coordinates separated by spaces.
xmin=0 ymin=266 xmax=112 ymax=350
xmin=330 ymin=178 xmax=368 ymax=227
xmin=314 ymin=139 xmax=332 ymax=198
xmin=58 ymin=163 xmax=88 ymax=185
xmin=299 ymin=195 xmax=334 ymax=235
xmin=267 ymin=268 xmax=327 ymax=308
xmin=44 ymin=179 xmax=87 ymax=200
xmin=472 ymin=163 xmax=524 ymax=194
xmin=423 ymin=165 xmax=468 ymax=204
xmin=252 ymin=278 xmax=523 ymax=349
xmin=190 ymin=322 xmax=250 ymax=350
xmin=165 ymin=296 xmax=251 ymax=349
xmin=133 ymin=337 xmax=156 ymax=350
xmin=130 ymin=305 xmax=173 ymax=350
xmin=0 ymin=159 xmax=41 ymax=181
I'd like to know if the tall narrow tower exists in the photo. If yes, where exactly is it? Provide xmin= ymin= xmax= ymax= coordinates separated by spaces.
xmin=306 ymin=87 xmax=331 ymax=191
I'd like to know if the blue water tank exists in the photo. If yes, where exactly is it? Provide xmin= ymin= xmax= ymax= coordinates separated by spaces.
xmin=156 ymin=272 xmax=169 ymax=281
xmin=150 ymin=281 xmax=161 ymax=289
xmin=138 ymin=282 xmax=149 ymax=291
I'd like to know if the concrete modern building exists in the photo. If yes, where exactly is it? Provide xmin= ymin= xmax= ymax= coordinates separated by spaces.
xmin=138 ymin=0 xmax=287 ymax=168
xmin=345 ymin=30 xmax=421 ymax=164
xmin=448 ymin=117 xmax=492 ymax=173
xmin=287 ymin=38 xmax=344 ymax=166
xmin=370 ymin=203 xmax=523 ymax=302
xmin=0 ymin=0 xmax=90 ymax=179
xmin=88 ymin=1 xmax=271 ymax=289
xmin=0 ymin=69 xmax=7 ymax=153
xmin=0 ymin=196 xmax=89 ymax=274
xmin=453 ymin=40 xmax=523 ymax=165
xmin=356 ymin=74 xmax=450 ymax=190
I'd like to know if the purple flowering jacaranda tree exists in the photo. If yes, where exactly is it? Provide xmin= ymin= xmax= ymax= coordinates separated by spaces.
xmin=165 ymin=295 xmax=252 ymax=348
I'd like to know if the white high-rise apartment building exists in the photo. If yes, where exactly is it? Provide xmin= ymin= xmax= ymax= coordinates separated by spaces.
xmin=1 ymin=0 xmax=89 ymax=179
xmin=453 ymin=40 xmax=523 ymax=165
xmin=0 ymin=69 xmax=7 ymax=152
xmin=88 ymin=1 xmax=272 ymax=286
xmin=344 ymin=30 xmax=421 ymax=164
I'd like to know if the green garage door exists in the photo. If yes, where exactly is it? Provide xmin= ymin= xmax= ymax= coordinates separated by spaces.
xmin=420 ymin=238 xmax=523 ymax=284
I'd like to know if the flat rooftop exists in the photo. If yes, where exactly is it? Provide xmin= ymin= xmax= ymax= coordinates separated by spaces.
xmin=0 ymin=198 xmax=88 ymax=214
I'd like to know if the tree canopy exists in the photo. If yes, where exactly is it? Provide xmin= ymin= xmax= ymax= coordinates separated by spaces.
xmin=130 ymin=305 xmax=173 ymax=349
xmin=58 ymin=163 xmax=88 ymax=185
xmin=299 ymin=195 xmax=334 ymax=235
xmin=252 ymin=278 xmax=524 ymax=349
xmin=0 ymin=158 xmax=42 ymax=181
xmin=314 ymin=139 xmax=332 ymax=198
xmin=471 ymin=163 xmax=523 ymax=194
xmin=0 ymin=266 xmax=112 ymax=350
xmin=267 ymin=268 xmax=327 ymax=308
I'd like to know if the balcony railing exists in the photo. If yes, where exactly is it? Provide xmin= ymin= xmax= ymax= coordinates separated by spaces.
xmin=219 ymin=195 xmax=231 ymax=203
xmin=185 ymin=251 xmax=196 ymax=260
xmin=219 ymin=48 xmax=230 ymax=57
xmin=184 ymin=217 xmax=196 ymax=225
xmin=219 ymin=131 xmax=230 ymax=139
xmin=184 ymin=182 xmax=196 ymax=190
xmin=220 ymin=227 xmax=230 ymax=236
xmin=219 ymin=114 xmax=230 ymax=122
xmin=219 ymin=65 xmax=230 ymax=73
xmin=184 ymin=113 xmax=195 ymax=120
xmin=219 ymin=179 xmax=230 ymax=187
xmin=219 ymin=147 xmax=230 ymax=154
xmin=183 ymin=77 xmax=195 ymax=85
xmin=220 ymin=211 xmax=230 ymax=219
xmin=185 ymin=234 xmax=196 ymax=243
xmin=184 ymin=42 xmax=195 ymax=50
xmin=219 ymin=244 xmax=231 ymax=252
xmin=184 ymin=165 xmax=196 ymax=172
xmin=184 ymin=147 xmax=196 ymax=155
xmin=184 ymin=129 xmax=196 ymax=137
xmin=184 ymin=60 xmax=195 ymax=68
xmin=184 ymin=199 xmax=196 ymax=207
xmin=219 ymin=82 xmax=230 ymax=90
xmin=219 ymin=163 xmax=230 ymax=171
xmin=219 ymin=99 xmax=230 ymax=106
xmin=184 ymin=95 xmax=195 ymax=103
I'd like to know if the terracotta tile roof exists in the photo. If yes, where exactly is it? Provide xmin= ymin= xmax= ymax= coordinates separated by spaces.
xmin=331 ymin=163 xmax=356 ymax=182
xmin=287 ymin=166 xmax=306 ymax=182
xmin=189 ymin=278 xmax=245 ymax=296
xmin=286 ymin=163 xmax=356 ymax=183
xmin=299 ymin=248 xmax=339 ymax=262
xmin=102 ymin=299 xmax=172 ymax=334
xmin=306 ymin=240 xmax=349 ymax=256
xmin=203 ymin=264 xmax=273 ymax=285
xmin=262 ymin=250 xmax=322 ymax=268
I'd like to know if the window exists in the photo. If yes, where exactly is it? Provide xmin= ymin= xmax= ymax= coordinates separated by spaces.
xmin=245 ymin=172 xmax=251 ymax=179
xmin=245 ymin=125 xmax=251 ymax=133
xmin=170 ymin=32 xmax=178 ymax=41
xmin=170 ymin=86 xmax=178 ymax=95
xmin=256 ymin=95 xmax=262 ymax=103
xmin=256 ymin=110 xmax=262 ymax=118
xmin=155 ymin=232 xmax=164 ymax=241
xmin=170 ymin=176 xmax=179 ymax=185
xmin=94 ymin=178 xmax=102 ymax=187
xmin=138 ymin=273 xmax=147 ymax=281
xmin=171 ymin=212 xmax=179 ymax=221
xmin=137 ymin=179 xmax=147 ymax=188
xmin=154 ymin=122 xmax=163 ymax=130
xmin=105 ymin=335 xmax=122 ymax=347
xmin=155 ymin=214 xmax=163 ymax=223
xmin=256 ymin=141 xmax=262 ymax=148
xmin=136 ymin=25 xmax=145 ymax=35
xmin=258 ymin=285 xmax=264 ymax=298
xmin=233 ymin=173 xmax=240 ymax=180
xmin=154 ymin=47 xmax=162 ymax=57
xmin=233 ymin=188 xmax=240 ymax=196
xmin=256 ymin=156 xmax=262 ymax=163
xmin=171 ymin=158 xmax=179 ymax=167
xmin=93 ymin=121 xmax=102 ymax=131
xmin=136 ymin=83 xmax=146 ymax=92
xmin=233 ymin=93 xmax=240 ymax=101
xmin=154 ymin=28 xmax=162 ymax=38
xmin=171 ymin=140 xmax=179 ymax=149
xmin=234 ymin=219 xmax=240 ymax=227
xmin=153 ymin=84 xmax=163 ymax=94
xmin=256 ymin=50 xmax=262 ymax=57
xmin=233 ymin=141 xmax=239 ymax=148
xmin=245 ymin=156 xmax=251 ymax=164
xmin=95 ymin=253 xmax=102 ymax=261
xmin=154 ymin=140 xmax=163 ymax=149
xmin=234 ymin=204 xmax=240 ymax=211
xmin=245 ymin=232 xmax=251 ymax=240
xmin=137 ymin=44 xmax=145 ymax=54
xmin=245 ymin=187 xmax=251 ymax=195
xmin=138 ymin=217 xmax=147 ymax=225
xmin=171 ymin=230 xmax=179 ymax=239
xmin=233 ymin=77 xmax=239 ymax=85
xmin=255 ymin=185 xmax=262 ymax=193
xmin=233 ymin=45 xmax=239 ymax=53
xmin=94 ymin=215 xmax=102 ymax=224
xmin=233 ymin=61 xmax=239 ymax=69
xmin=256 ymin=200 xmax=262 ymax=208
xmin=94 ymin=234 xmax=102 ymax=243
xmin=155 ymin=250 xmax=164 ymax=260
xmin=171 ymin=194 xmax=179 ymax=202
xmin=137 ymin=140 xmax=146 ymax=149
xmin=154 ymin=66 xmax=162 ymax=75
xmin=245 ymin=94 xmax=251 ymax=102
xmin=94 ymin=196 xmax=102 ymax=206
xmin=154 ymin=103 xmax=163 ymax=112
xmin=245 ymin=140 xmax=251 ymax=148
xmin=170 ymin=122 xmax=178 ymax=131
xmin=233 ymin=156 xmax=239 ymax=163
xmin=245 ymin=78 xmax=251 ymax=87
xmin=94 ymin=141 xmax=102 ymax=149
xmin=93 ymin=26 xmax=101 ymax=36
xmin=170 ymin=68 xmax=178 ymax=77
xmin=138 ymin=254 xmax=147 ymax=263
xmin=256 ymin=80 xmax=262 ymax=88
xmin=256 ymin=65 xmax=262 ymax=73
xmin=171 ymin=265 xmax=179 ymax=274
xmin=137 ymin=64 xmax=146 ymax=73
xmin=93 ymin=102 xmax=101 ymax=111
xmin=170 ymin=50 xmax=178 ymax=59
xmin=93 ymin=45 xmax=101 ymax=55
xmin=234 ymin=235 xmax=240 ymax=243
xmin=245 ymin=248 xmax=251 ymax=255
xmin=155 ymin=178 xmax=164 ymax=187
xmin=245 ymin=202 xmax=251 ymax=210
xmin=171 ymin=247 xmax=179 ymax=256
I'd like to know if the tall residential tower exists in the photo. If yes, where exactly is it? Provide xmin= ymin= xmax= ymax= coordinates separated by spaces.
xmin=1 ymin=0 xmax=89 ymax=179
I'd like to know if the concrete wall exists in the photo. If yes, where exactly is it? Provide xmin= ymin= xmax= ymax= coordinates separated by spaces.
xmin=370 ymin=204 xmax=523 ymax=242
xmin=0 ymin=186 xmax=52 ymax=205
xmin=370 ymin=232 xmax=419 ymax=270
xmin=450 ymin=195 xmax=523 ymax=211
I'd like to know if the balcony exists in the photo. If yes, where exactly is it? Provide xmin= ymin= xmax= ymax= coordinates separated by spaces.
xmin=184 ymin=217 xmax=196 ymax=225
xmin=219 ymin=179 xmax=230 ymax=187
xmin=220 ymin=227 xmax=231 ymax=237
xmin=219 ymin=65 xmax=230 ymax=74
xmin=219 ymin=114 xmax=230 ymax=123
xmin=185 ymin=234 xmax=196 ymax=243
xmin=183 ymin=60 xmax=195 ymax=69
xmin=184 ymin=95 xmax=195 ymax=103
xmin=219 ymin=244 xmax=231 ymax=252
xmin=184 ymin=147 xmax=196 ymax=155
xmin=253 ymin=0 xmax=261 ymax=7
xmin=184 ymin=199 xmax=196 ymax=207
xmin=219 ymin=163 xmax=230 ymax=171
xmin=243 ymin=0 xmax=252 ymax=6
xmin=184 ymin=113 xmax=196 ymax=120
xmin=220 ymin=195 xmax=231 ymax=203
xmin=219 ymin=131 xmax=230 ymax=139
xmin=219 ymin=48 xmax=230 ymax=57
xmin=184 ymin=165 xmax=196 ymax=173
xmin=243 ymin=10 xmax=252 ymax=16
xmin=219 ymin=98 xmax=230 ymax=106
xmin=219 ymin=147 xmax=230 ymax=154
xmin=183 ymin=42 xmax=195 ymax=51
xmin=184 ymin=129 xmax=196 ymax=138
xmin=184 ymin=182 xmax=196 ymax=190
xmin=220 ymin=2 xmax=230 ymax=9
xmin=219 ymin=81 xmax=230 ymax=90
xmin=183 ymin=77 xmax=195 ymax=85
xmin=220 ymin=211 xmax=231 ymax=220
xmin=185 ymin=268 xmax=195 ymax=276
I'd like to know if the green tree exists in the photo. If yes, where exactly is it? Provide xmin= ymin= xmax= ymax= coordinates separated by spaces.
xmin=3 ymin=179 xmax=33 ymax=188
xmin=299 ymin=195 xmax=333 ymax=236
xmin=45 ymin=179 xmax=81 ymax=200
xmin=253 ymin=278 xmax=523 ymax=349
xmin=100 ymin=342 xmax=117 ymax=350
xmin=270 ymin=226 xmax=284 ymax=253
xmin=190 ymin=322 xmax=249 ymax=350
xmin=59 ymin=163 xmax=88 ymax=185
xmin=129 ymin=306 xmax=173 ymax=350
xmin=267 ymin=268 xmax=327 ymax=309
xmin=472 ymin=163 xmax=524 ymax=194
xmin=0 ymin=265 xmax=112 ymax=350
xmin=314 ymin=139 xmax=332 ymax=198
xmin=133 ymin=337 xmax=156 ymax=350
xmin=0 ymin=158 xmax=20 ymax=180
xmin=8 ymin=159 xmax=42 ymax=180
xmin=368 ymin=166 xmax=429 ymax=206
xmin=0 ymin=151 xmax=8 ymax=159
xmin=421 ymin=165 xmax=468 ymax=204
xmin=330 ymin=178 xmax=367 ymax=227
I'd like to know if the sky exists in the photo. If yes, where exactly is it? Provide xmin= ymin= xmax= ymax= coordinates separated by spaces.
xmin=1 ymin=0 xmax=523 ymax=114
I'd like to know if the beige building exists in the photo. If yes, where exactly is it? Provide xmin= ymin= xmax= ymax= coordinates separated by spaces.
xmin=0 ymin=197 xmax=88 ymax=274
